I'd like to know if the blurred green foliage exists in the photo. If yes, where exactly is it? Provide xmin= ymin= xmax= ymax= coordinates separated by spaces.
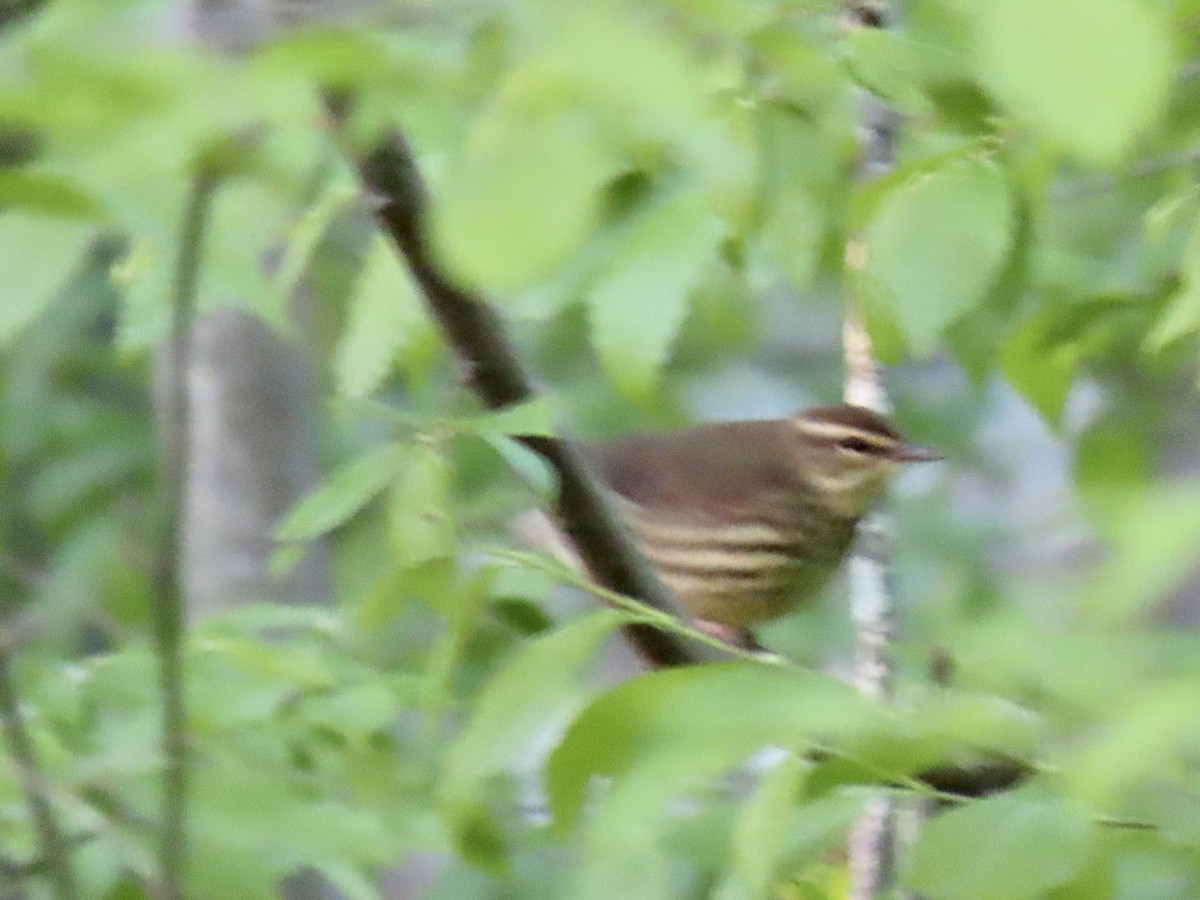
xmin=2 ymin=0 xmax=1200 ymax=898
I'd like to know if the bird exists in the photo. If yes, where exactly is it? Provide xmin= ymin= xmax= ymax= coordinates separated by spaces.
xmin=574 ymin=403 xmax=942 ymax=640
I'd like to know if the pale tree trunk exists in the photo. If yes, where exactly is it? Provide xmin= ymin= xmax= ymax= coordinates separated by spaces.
xmin=182 ymin=309 xmax=329 ymax=619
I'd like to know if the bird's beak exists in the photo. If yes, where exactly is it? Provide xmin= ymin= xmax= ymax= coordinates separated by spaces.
xmin=892 ymin=442 xmax=944 ymax=463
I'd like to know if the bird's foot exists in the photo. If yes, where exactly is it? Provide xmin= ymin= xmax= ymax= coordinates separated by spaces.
xmin=693 ymin=620 xmax=784 ymax=663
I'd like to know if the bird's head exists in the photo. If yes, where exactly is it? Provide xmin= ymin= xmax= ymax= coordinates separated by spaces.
xmin=788 ymin=404 xmax=943 ymax=517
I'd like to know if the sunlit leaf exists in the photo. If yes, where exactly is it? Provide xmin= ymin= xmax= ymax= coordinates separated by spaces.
xmin=1146 ymin=208 xmax=1200 ymax=349
xmin=0 ymin=169 xmax=105 ymax=218
xmin=441 ymin=610 xmax=625 ymax=870
xmin=273 ymin=444 xmax=404 ymax=542
xmin=587 ymin=187 xmax=724 ymax=401
xmin=863 ymin=156 xmax=1013 ymax=353
xmin=1000 ymin=305 xmax=1079 ymax=425
xmin=975 ymin=0 xmax=1171 ymax=165
xmin=432 ymin=65 xmax=611 ymax=293
xmin=336 ymin=233 xmax=438 ymax=397
xmin=0 ymin=212 xmax=94 ymax=344
xmin=907 ymin=791 xmax=1092 ymax=900
xmin=454 ymin=397 xmax=557 ymax=439
xmin=275 ymin=183 xmax=359 ymax=301
xmin=731 ymin=753 xmax=809 ymax=897
xmin=547 ymin=663 xmax=885 ymax=832
xmin=388 ymin=442 xmax=454 ymax=567
xmin=1078 ymin=482 xmax=1200 ymax=625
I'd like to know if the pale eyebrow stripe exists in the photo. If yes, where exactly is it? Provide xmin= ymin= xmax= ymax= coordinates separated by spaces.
xmin=791 ymin=420 xmax=896 ymax=448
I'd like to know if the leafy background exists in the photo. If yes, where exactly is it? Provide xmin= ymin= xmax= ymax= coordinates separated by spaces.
xmin=3 ymin=0 xmax=1200 ymax=898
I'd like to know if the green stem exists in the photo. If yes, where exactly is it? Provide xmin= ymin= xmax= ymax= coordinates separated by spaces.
xmin=152 ymin=172 xmax=214 ymax=900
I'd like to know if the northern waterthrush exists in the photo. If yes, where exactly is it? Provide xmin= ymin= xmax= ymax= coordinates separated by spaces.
xmin=578 ymin=404 xmax=941 ymax=634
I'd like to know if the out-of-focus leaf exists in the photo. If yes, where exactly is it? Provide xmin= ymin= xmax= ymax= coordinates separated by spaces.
xmin=320 ymin=863 xmax=385 ymax=900
xmin=441 ymin=610 xmax=625 ymax=870
xmin=730 ymin=753 xmax=809 ymax=898
xmin=480 ymin=433 xmax=557 ymax=499
xmin=1000 ymin=304 xmax=1079 ymax=425
xmin=0 ymin=169 xmax=105 ymax=218
xmin=388 ymin=442 xmax=454 ymax=567
xmin=432 ymin=67 xmax=611 ymax=293
xmin=843 ymin=28 xmax=928 ymax=112
xmin=298 ymin=683 xmax=401 ymax=743
xmin=454 ymin=397 xmax=557 ymax=439
xmin=274 ymin=443 xmax=403 ymax=542
xmin=0 ymin=213 xmax=94 ymax=344
xmin=547 ymin=5 xmax=743 ymax=189
xmin=335 ymin=233 xmax=438 ymax=397
xmin=587 ymin=187 xmax=723 ymax=401
xmin=190 ymin=758 xmax=392 ymax=874
xmin=907 ymin=791 xmax=1092 ymax=900
xmin=748 ymin=187 xmax=825 ymax=292
xmin=975 ymin=0 xmax=1171 ymax=166
xmin=1074 ymin=417 xmax=1152 ymax=517
xmin=547 ymin=663 xmax=885 ymax=832
xmin=1146 ymin=208 xmax=1200 ymax=349
xmin=1070 ymin=680 xmax=1200 ymax=806
xmin=1079 ymin=482 xmax=1200 ymax=625
xmin=275 ymin=183 xmax=359 ymax=301
xmin=863 ymin=156 xmax=1013 ymax=353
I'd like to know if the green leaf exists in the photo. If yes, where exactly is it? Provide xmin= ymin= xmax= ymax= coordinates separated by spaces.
xmin=1000 ymin=305 xmax=1080 ymax=425
xmin=336 ymin=233 xmax=438 ymax=397
xmin=201 ymin=180 xmax=291 ymax=325
xmin=275 ymin=183 xmax=359 ymax=301
xmin=432 ymin=69 xmax=611 ymax=293
xmin=0 ymin=169 xmax=105 ymax=219
xmin=0 ymin=213 xmax=94 ymax=344
xmin=441 ymin=610 xmax=625 ymax=870
xmin=1070 ymin=681 xmax=1200 ymax=806
xmin=1077 ymin=482 xmax=1200 ymax=626
xmin=842 ymin=28 xmax=928 ymax=112
xmin=906 ymin=791 xmax=1092 ymax=900
xmin=388 ymin=443 xmax=454 ymax=567
xmin=298 ymin=683 xmax=401 ymax=742
xmin=547 ymin=663 xmax=884 ymax=833
xmin=587 ymin=187 xmax=724 ymax=401
xmin=273 ymin=444 xmax=403 ymax=542
xmin=1146 ymin=208 xmax=1200 ymax=350
xmin=190 ymin=758 xmax=392 ymax=874
xmin=975 ymin=0 xmax=1171 ymax=166
xmin=748 ymin=187 xmax=825 ymax=292
xmin=863 ymin=156 xmax=1013 ymax=354
xmin=454 ymin=397 xmax=557 ymax=439
xmin=731 ymin=754 xmax=809 ymax=897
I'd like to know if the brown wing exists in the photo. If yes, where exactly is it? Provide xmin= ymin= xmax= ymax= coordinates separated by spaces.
xmin=580 ymin=419 xmax=801 ymax=524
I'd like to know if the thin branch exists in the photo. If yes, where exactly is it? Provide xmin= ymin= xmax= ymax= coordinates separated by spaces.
xmin=326 ymin=101 xmax=732 ymax=667
xmin=842 ymin=1 xmax=901 ymax=896
xmin=0 ymin=653 xmax=77 ymax=899
xmin=1052 ymin=144 xmax=1200 ymax=202
xmin=151 ymin=171 xmax=214 ymax=900
xmin=489 ymin=548 xmax=775 ymax=664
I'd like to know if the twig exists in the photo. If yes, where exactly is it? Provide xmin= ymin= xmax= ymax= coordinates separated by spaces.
xmin=842 ymin=2 xmax=901 ymax=896
xmin=325 ymin=99 xmax=732 ymax=667
xmin=0 ymin=653 xmax=77 ymax=899
xmin=1052 ymin=144 xmax=1200 ymax=202
xmin=151 ymin=171 xmax=214 ymax=900
xmin=488 ymin=548 xmax=775 ymax=664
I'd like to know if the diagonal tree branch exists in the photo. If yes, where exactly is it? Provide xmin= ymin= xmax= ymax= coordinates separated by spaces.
xmin=328 ymin=107 xmax=729 ymax=668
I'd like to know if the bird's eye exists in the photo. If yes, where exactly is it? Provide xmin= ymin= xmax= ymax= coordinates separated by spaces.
xmin=837 ymin=437 xmax=873 ymax=454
